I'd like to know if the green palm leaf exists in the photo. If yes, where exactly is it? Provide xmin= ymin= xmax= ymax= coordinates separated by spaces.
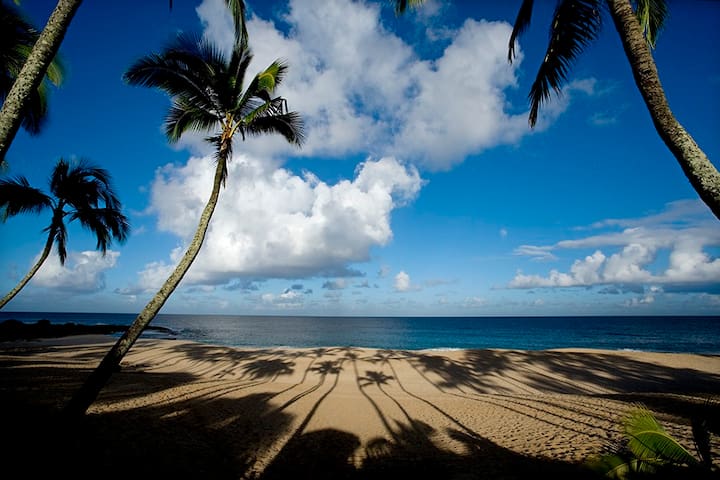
xmin=0 ymin=2 xmax=65 ymax=136
xmin=588 ymin=453 xmax=657 ymax=479
xmin=624 ymin=406 xmax=699 ymax=467
xmin=225 ymin=0 xmax=248 ymax=47
xmin=527 ymin=0 xmax=602 ymax=127
xmin=634 ymin=0 xmax=668 ymax=49
xmin=508 ymin=0 xmax=534 ymax=62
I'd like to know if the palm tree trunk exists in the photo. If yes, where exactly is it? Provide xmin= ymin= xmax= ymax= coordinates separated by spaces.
xmin=607 ymin=0 xmax=720 ymax=220
xmin=0 ymin=233 xmax=54 ymax=309
xmin=64 ymin=155 xmax=227 ymax=416
xmin=0 ymin=0 xmax=82 ymax=165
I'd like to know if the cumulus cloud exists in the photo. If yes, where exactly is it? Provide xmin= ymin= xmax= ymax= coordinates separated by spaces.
xmin=193 ymin=0 xmax=578 ymax=170
xmin=123 ymin=155 xmax=423 ymax=292
xmin=33 ymin=250 xmax=119 ymax=293
xmin=394 ymin=270 xmax=419 ymax=292
xmin=509 ymin=200 xmax=720 ymax=292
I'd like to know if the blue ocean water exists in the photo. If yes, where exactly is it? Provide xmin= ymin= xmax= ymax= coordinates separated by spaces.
xmin=1 ymin=312 xmax=719 ymax=354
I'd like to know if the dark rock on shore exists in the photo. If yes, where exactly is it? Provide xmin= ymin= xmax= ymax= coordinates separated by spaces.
xmin=0 ymin=319 xmax=176 ymax=341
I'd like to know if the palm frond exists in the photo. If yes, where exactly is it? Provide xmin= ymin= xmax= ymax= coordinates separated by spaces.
xmin=19 ymin=78 xmax=48 ymax=135
xmin=587 ymin=452 xmax=649 ymax=479
xmin=257 ymin=60 xmax=288 ymax=93
xmin=44 ymin=53 xmax=65 ymax=87
xmin=634 ymin=0 xmax=667 ymax=49
xmin=227 ymin=42 xmax=253 ymax=101
xmin=49 ymin=221 xmax=68 ymax=265
xmin=527 ymin=0 xmax=602 ymax=127
xmin=623 ymin=405 xmax=699 ymax=467
xmin=237 ymin=59 xmax=288 ymax=115
xmin=70 ymin=207 xmax=130 ymax=254
xmin=0 ymin=3 xmax=38 ymax=63
xmin=165 ymin=100 xmax=220 ymax=143
xmin=244 ymin=110 xmax=305 ymax=147
xmin=124 ymin=34 xmax=227 ymax=124
xmin=392 ymin=0 xmax=426 ymax=15
xmin=508 ymin=0 xmax=535 ymax=63
xmin=225 ymin=0 xmax=248 ymax=47
xmin=52 ymin=159 xmax=118 ymax=212
xmin=0 ymin=2 xmax=64 ymax=134
xmin=0 ymin=176 xmax=52 ymax=220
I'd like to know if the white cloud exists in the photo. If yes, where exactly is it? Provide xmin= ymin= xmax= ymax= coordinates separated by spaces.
xmin=603 ymin=243 xmax=655 ymax=283
xmin=513 ymin=244 xmax=557 ymax=261
xmin=193 ymin=0 xmax=576 ymax=170
xmin=394 ymin=270 xmax=412 ymax=292
xmin=127 ymin=154 xmax=422 ymax=291
xmin=261 ymin=288 xmax=305 ymax=309
xmin=508 ymin=200 xmax=720 ymax=291
xmin=116 ymin=260 xmax=175 ymax=296
xmin=33 ymin=250 xmax=119 ymax=293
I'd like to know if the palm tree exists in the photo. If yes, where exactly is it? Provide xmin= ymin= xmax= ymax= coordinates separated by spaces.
xmin=395 ymin=1 xmax=720 ymax=221
xmin=0 ymin=158 xmax=129 ymax=309
xmin=64 ymin=12 xmax=304 ymax=416
xmin=0 ymin=0 xmax=80 ymax=167
xmin=0 ymin=1 xmax=65 ymax=164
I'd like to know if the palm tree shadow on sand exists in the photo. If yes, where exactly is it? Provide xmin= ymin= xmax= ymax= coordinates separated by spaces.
xmin=259 ymin=421 xmax=605 ymax=480
xmin=3 ymin=341 xmax=719 ymax=479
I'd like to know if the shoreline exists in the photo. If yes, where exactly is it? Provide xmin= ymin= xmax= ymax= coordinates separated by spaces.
xmin=2 ymin=337 xmax=719 ymax=478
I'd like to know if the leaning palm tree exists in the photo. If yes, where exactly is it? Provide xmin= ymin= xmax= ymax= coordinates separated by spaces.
xmin=395 ymin=0 xmax=720 ymax=221
xmin=0 ymin=0 xmax=79 ymax=167
xmin=0 ymin=1 xmax=65 ymax=164
xmin=0 ymin=158 xmax=130 ymax=309
xmin=64 ymin=21 xmax=304 ymax=416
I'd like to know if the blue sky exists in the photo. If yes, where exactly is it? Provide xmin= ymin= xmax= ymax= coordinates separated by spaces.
xmin=1 ymin=0 xmax=719 ymax=316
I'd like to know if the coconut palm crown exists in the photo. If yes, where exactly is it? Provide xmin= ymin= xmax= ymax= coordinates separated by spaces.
xmin=123 ymin=33 xmax=303 ymax=184
xmin=0 ymin=158 xmax=129 ymax=309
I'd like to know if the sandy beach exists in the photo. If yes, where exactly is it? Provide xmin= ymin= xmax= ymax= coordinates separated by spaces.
xmin=1 ymin=337 xmax=719 ymax=479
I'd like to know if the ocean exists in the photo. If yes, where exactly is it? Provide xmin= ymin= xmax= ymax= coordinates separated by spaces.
xmin=2 ymin=312 xmax=720 ymax=354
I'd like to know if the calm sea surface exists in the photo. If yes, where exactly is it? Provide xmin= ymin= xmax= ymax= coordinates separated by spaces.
xmin=2 ymin=312 xmax=719 ymax=354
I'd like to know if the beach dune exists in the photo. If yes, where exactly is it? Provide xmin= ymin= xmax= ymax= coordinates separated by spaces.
xmin=1 ymin=337 xmax=719 ymax=479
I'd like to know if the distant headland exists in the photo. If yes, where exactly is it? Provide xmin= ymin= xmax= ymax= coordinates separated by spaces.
xmin=0 ymin=319 xmax=175 ymax=341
